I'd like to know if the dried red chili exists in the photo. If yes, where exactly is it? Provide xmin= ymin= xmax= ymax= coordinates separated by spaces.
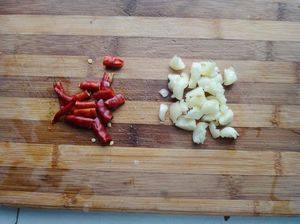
xmin=52 ymin=99 xmax=75 ymax=124
xmin=65 ymin=115 xmax=94 ymax=129
xmin=96 ymin=99 xmax=113 ymax=124
xmin=75 ymin=101 xmax=96 ymax=109
xmin=92 ymin=117 xmax=112 ymax=145
xmin=103 ymin=56 xmax=124 ymax=69
xmin=79 ymin=80 xmax=100 ymax=92
xmin=92 ymin=88 xmax=115 ymax=100
xmin=104 ymin=94 xmax=125 ymax=110
xmin=73 ymin=108 xmax=97 ymax=118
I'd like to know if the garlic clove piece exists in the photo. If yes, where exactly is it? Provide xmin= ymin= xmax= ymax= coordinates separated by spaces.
xmin=220 ymin=127 xmax=239 ymax=139
xmin=192 ymin=122 xmax=208 ymax=144
xmin=189 ymin=62 xmax=202 ymax=89
xmin=224 ymin=67 xmax=237 ymax=86
xmin=159 ymin=104 xmax=169 ymax=122
xmin=175 ymin=116 xmax=196 ymax=131
xmin=169 ymin=55 xmax=186 ymax=71
xmin=209 ymin=122 xmax=220 ymax=138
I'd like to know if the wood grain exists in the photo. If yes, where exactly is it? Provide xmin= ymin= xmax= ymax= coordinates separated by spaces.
xmin=0 ymin=97 xmax=299 ymax=128
xmin=1 ymin=120 xmax=299 ymax=152
xmin=1 ymin=167 xmax=300 ymax=200
xmin=0 ymin=190 xmax=299 ymax=215
xmin=2 ymin=0 xmax=300 ymax=21
xmin=1 ymin=15 xmax=300 ymax=41
xmin=1 ymin=55 xmax=299 ymax=83
xmin=0 ymin=0 xmax=300 ymax=216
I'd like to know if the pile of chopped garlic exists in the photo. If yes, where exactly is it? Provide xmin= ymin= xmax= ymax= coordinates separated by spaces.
xmin=159 ymin=55 xmax=239 ymax=144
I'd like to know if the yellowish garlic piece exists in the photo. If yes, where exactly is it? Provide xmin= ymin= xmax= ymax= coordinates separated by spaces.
xmin=200 ymin=61 xmax=216 ymax=77
xmin=192 ymin=122 xmax=208 ymax=144
xmin=159 ymin=104 xmax=169 ymax=122
xmin=189 ymin=62 xmax=202 ymax=88
xmin=186 ymin=106 xmax=203 ymax=120
xmin=201 ymin=99 xmax=219 ymax=115
xmin=224 ymin=67 xmax=237 ymax=86
xmin=175 ymin=116 xmax=196 ymax=131
xmin=209 ymin=122 xmax=220 ymax=138
xmin=168 ymin=74 xmax=180 ymax=92
xmin=172 ymin=73 xmax=189 ymax=100
xmin=220 ymin=127 xmax=239 ymax=139
xmin=169 ymin=55 xmax=186 ymax=71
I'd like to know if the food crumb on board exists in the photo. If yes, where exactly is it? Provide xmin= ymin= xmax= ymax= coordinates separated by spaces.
xmin=91 ymin=138 xmax=96 ymax=143
xmin=109 ymin=141 xmax=114 ymax=146
xmin=134 ymin=160 xmax=140 ymax=165
xmin=107 ymin=122 xmax=112 ymax=127
xmin=88 ymin=58 xmax=93 ymax=64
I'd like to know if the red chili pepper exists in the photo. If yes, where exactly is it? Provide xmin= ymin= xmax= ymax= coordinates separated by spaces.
xmin=92 ymin=88 xmax=115 ymax=100
xmin=54 ymin=86 xmax=73 ymax=104
xmin=54 ymin=81 xmax=64 ymax=91
xmin=73 ymin=108 xmax=97 ymax=118
xmin=104 ymin=94 xmax=125 ymax=110
xmin=79 ymin=80 xmax=100 ymax=92
xmin=103 ymin=56 xmax=124 ymax=69
xmin=75 ymin=101 xmax=96 ymax=109
xmin=103 ymin=72 xmax=114 ymax=84
xmin=92 ymin=117 xmax=112 ymax=145
xmin=52 ymin=99 xmax=75 ymax=124
xmin=96 ymin=99 xmax=113 ymax=124
xmin=65 ymin=115 xmax=94 ymax=129
xmin=73 ymin=90 xmax=90 ymax=101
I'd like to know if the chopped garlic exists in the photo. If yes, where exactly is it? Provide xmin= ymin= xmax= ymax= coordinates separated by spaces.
xmin=169 ymin=101 xmax=187 ymax=123
xmin=159 ymin=88 xmax=169 ymax=98
xmin=107 ymin=122 xmax=112 ymax=128
xmin=193 ymin=122 xmax=208 ymax=144
xmin=189 ymin=62 xmax=202 ymax=88
xmin=197 ymin=77 xmax=211 ymax=89
xmin=201 ymin=99 xmax=219 ymax=115
xmin=168 ymin=74 xmax=180 ymax=91
xmin=87 ymin=58 xmax=93 ymax=64
xmin=186 ymin=106 xmax=203 ymax=120
xmin=218 ymin=108 xmax=233 ymax=126
xmin=201 ymin=112 xmax=220 ymax=122
xmin=186 ymin=95 xmax=206 ymax=108
xmin=204 ymin=80 xmax=224 ymax=96
xmin=172 ymin=73 xmax=189 ymax=100
xmin=209 ymin=122 xmax=220 ymax=138
xmin=220 ymin=127 xmax=239 ymax=139
xmin=175 ymin=116 xmax=196 ymax=131
xmin=212 ymin=73 xmax=223 ymax=84
xmin=170 ymin=55 xmax=186 ymax=71
xmin=186 ymin=87 xmax=205 ymax=99
xmin=200 ymin=61 xmax=216 ymax=77
xmin=159 ymin=104 xmax=168 ymax=122
xmin=109 ymin=141 xmax=114 ymax=146
xmin=215 ymin=92 xmax=227 ymax=105
xmin=224 ymin=67 xmax=237 ymax=85
xmin=179 ymin=100 xmax=189 ymax=113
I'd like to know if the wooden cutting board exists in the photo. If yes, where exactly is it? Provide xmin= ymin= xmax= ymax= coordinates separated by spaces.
xmin=0 ymin=0 xmax=300 ymax=216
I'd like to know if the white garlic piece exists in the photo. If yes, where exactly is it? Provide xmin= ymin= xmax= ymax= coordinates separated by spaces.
xmin=186 ymin=87 xmax=205 ymax=99
xmin=186 ymin=106 xmax=203 ymax=120
xmin=205 ymin=80 xmax=225 ymax=96
xmin=209 ymin=122 xmax=220 ymax=138
xmin=218 ymin=108 xmax=234 ymax=126
xmin=169 ymin=101 xmax=183 ymax=123
xmin=159 ymin=88 xmax=169 ymax=98
xmin=186 ymin=95 xmax=207 ymax=108
xmin=189 ymin=62 xmax=202 ymax=88
xmin=197 ymin=77 xmax=211 ymax=89
xmin=201 ymin=112 xmax=221 ymax=122
xmin=215 ymin=92 xmax=227 ymax=105
xmin=220 ymin=127 xmax=239 ymax=139
xmin=224 ymin=67 xmax=237 ymax=86
xmin=200 ymin=61 xmax=216 ymax=77
xmin=159 ymin=104 xmax=168 ymax=122
xmin=201 ymin=99 xmax=219 ymax=115
xmin=169 ymin=55 xmax=186 ymax=71
xmin=168 ymin=74 xmax=180 ymax=92
xmin=172 ymin=73 xmax=189 ymax=100
xmin=175 ymin=116 xmax=196 ymax=131
xmin=193 ymin=122 xmax=208 ymax=144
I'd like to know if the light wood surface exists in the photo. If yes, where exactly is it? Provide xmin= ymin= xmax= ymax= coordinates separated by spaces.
xmin=0 ymin=0 xmax=299 ymax=216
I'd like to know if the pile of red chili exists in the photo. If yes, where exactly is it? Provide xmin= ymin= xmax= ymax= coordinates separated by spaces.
xmin=52 ymin=56 xmax=125 ymax=145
